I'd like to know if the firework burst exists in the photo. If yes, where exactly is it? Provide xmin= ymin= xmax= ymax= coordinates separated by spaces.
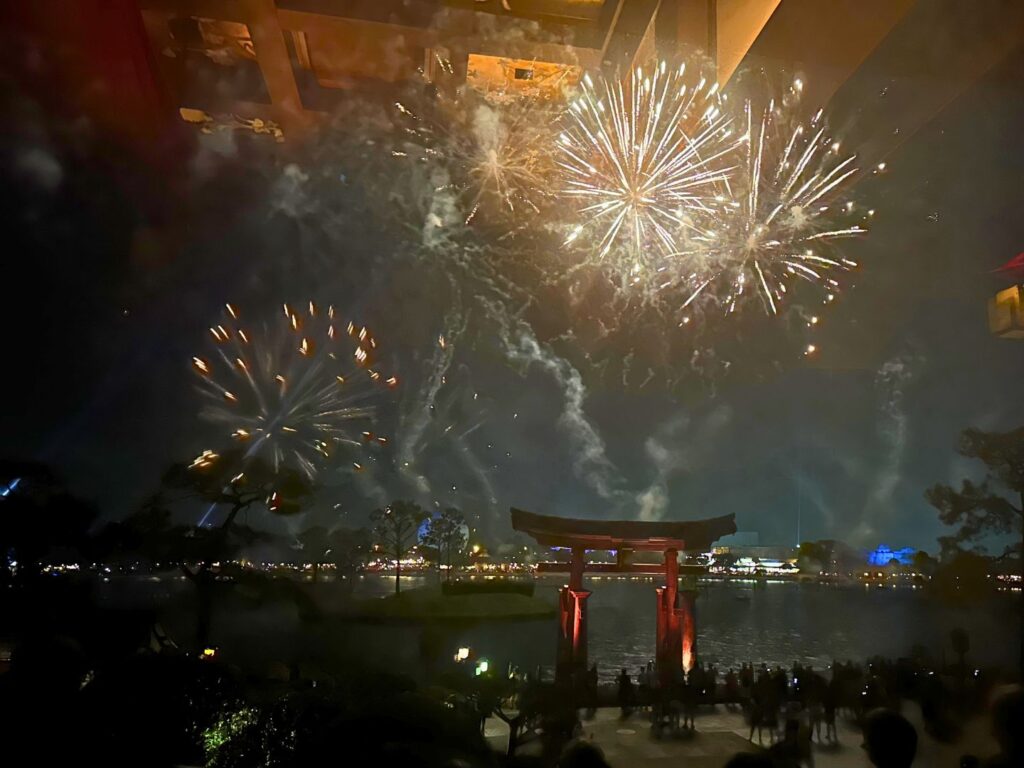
xmin=679 ymin=80 xmax=870 ymax=317
xmin=192 ymin=302 xmax=398 ymax=478
xmin=394 ymin=60 xmax=562 ymax=225
xmin=558 ymin=60 xmax=739 ymax=270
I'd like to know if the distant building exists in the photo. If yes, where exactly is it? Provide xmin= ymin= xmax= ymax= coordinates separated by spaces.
xmin=122 ymin=1 xmax=927 ymax=143
xmin=989 ymin=253 xmax=1024 ymax=338
xmin=867 ymin=545 xmax=915 ymax=566
xmin=716 ymin=531 xmax=760 ymax=547
xmin=714 ymin=545 xmax=796 ymax=562
xmin=732 ymin=557 xmax=798 ymax=575
xmin=129 ymin=0 xmax=679 ymax=138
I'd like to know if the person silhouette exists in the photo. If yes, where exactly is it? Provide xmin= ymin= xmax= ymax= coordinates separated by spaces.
xmin=682 ymin=678 xmax=698 ymax=731
xmin=983 ymin=685 xmax=1023 ymax=768
xmin=558 ymin=740 xmax=611 ymax=768
xmin=617 ymin=668 xmax=634 ymax=717
xmin=583 ymin=664 xmax=599 ymax=718
xmin=768 ymin=719 xmax=804 ymax=767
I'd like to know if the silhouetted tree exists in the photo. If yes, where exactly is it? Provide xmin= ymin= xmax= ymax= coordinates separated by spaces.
xmin=929 ymin=550 xmax=992 ymax=600
xmin=950 ymin=627 xmax=970 ymax=669
xmin=297 ymin=525 xmax=329 ymax=583
xmin=798 ymin=541 xmax=828 ymax=564
xmin=327 ymin=526 xmax=371 ymax=594
xmin=912 ymin=550 xmax=938 ymax=576
xmin=98 ymin=495 xmax=273 ymax=644
xmin=417 ymin=541 xmax=441 ymax=578
xmin=422 ymin=507 xmax=467 ymax=582
xmin=926 ymin=427 xmax=1023 ymax=559
xmin=712 ymin=551 xmax=738 ymax=571
xmin=80 ymin=652 xmax=242 ymax=767
xmin=926 ymin=426 xmax=1023 ymax=672
xmin=798 ymin=541 xmax=829 ymax=573
xmin=0 ymin=459 xmax=97 ymax=584
xmin=200 ymin=683 xmax=490 ymax=768
xmin=147 ymin=448 xmax=309 ymax=647
xmin=371 ymin=500 xmax=427 ymax=595
xmin=92 ymin=502 xmax=182 ymax=566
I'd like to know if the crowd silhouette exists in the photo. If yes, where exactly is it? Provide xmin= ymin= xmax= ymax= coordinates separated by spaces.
xmin=494 ymin=651 xmax=1021 ymax=767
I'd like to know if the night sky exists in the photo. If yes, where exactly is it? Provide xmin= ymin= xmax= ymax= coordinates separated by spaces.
xmin=2 ymin=8 xmax=1023 ymax=553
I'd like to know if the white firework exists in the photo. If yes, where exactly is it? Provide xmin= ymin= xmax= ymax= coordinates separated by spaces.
xmin=558 ymin=60 xmax=739 ymax=270
xmin=680 ymin=80 xmax=871 ymax=317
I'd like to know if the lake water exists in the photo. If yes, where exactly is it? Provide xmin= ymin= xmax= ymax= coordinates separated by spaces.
xmin=575 ymin=576 xmax=1016 ymax=679
xmin=97 ymin=573 xmax=1017 ymax=682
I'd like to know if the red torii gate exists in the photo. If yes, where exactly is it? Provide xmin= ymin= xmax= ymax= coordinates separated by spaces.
xmin=511 ymin=508 xmax=737 ymax=681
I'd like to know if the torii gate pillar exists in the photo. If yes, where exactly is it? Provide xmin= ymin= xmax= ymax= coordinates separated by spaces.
xmin=556 ymin=547 xmax=591 ymax=681
xmin=656 ymin=549 xmax=699 ymax=679
xmin=510 ymin=507 xmax=736 ymax=684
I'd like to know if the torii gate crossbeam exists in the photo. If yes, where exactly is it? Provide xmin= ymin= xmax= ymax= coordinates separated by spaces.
xmin=511 ymin=508 xmax=737 ymax=682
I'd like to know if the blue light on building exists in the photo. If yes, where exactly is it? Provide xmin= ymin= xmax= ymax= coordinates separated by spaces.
xmin=867 ymin=544 xmax=915 ymax=566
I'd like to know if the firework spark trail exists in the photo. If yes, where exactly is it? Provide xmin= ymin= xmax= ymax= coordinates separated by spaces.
xmin=462 ymin=100 xmax=555 ymax=223
xmin=429 ymin=376 xmax=498 ymax=508
xmin=391 ymin=63 xmax=564 ymax=342
xmin=395 ymin=306 xmax=465 ymax=494
xmin=679 ymin=81 xmax=870 ymax=318
xmin=558 ymin=61 xmax=739 ymax=272
xmin=391 ymin=306 xmax=499 ymax=513
xmin=192 ymin=302 xmax=397 ymax=481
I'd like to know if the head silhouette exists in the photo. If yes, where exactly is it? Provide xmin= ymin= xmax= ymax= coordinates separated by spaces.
xmin=863 ymin=709 xmax=917 ymax=768
xmin=724 ymin=753 xmax=773 ymax=768
xmin=990 ymin=685 xmax=1024 ymax=760
xmin=557 ymin=741 xmax=610 ymax=768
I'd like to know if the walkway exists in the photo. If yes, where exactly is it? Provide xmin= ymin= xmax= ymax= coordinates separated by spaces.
xmin=484 ymin=702 xmax=998 ymax=767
